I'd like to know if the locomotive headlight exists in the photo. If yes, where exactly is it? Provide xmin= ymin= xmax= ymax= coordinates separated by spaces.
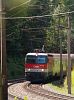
xmin=28 ymin=69 xmax=30 ymax=71
xmin=42 ymin=69 xmax=44 ymax=72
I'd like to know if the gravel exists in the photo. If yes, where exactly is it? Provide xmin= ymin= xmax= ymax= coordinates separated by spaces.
xmin=8 ymin=82 xmax=51 ymax=100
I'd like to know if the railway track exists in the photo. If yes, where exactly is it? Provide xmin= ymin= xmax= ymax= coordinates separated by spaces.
xmin=8 ymin=78 xmax=26 ymax=86
xmin=8 ymin=79 xmax=74 ymax=100
xmin=8 ymin=77 xmax=26 ymax=83
xmin=25 ymin=83 xmax=74 ymax=100
xmin=8 ymin=78 xmax=26 ymax=100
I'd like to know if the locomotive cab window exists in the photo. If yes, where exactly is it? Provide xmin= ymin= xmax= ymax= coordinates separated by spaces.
xmin=25 ymin=55 xmax=36 ymax=63
xmin=37 ymin=56 xmax=48 ymax=64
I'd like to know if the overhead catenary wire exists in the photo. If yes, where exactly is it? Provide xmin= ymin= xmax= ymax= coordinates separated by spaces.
xmin=8 ymin=1 xmax=74 ymax=12
xmin=8 ymin=0 xmax=31 ymax=11
xmin=21 ymin=27 xmax=50 ymax=30
xmin=10 ymin=7 xmax=48 ymax=17
xmin=6 ymin=3 xmax=54 ymax=35
xmin=6 ymin=9 xmax=52 ymax=35
xmin=6 ymin=1 xmax=74 ymax=20
xmin=6 ymin=14 xmax=65 ymax=31
xmin=7 ymin=3 xmax=54 ymax=17
xmin=1 ymin=10 xmax=74 ymax=20
xmin=6 ymin=32 xmax=16 ymax=37
xmin=6 ymin=10 xmax=74 ymax=37
xmin=8 ymin=2 xmax=55 ymax=12
xmin=8 ymin=3 xmax=51 ymax=17
xmin=7 ymin=2 xmax=74 ymax=18
xmin=7 ymin=26 xmax=49 ymax=37
xmin=9 ymin=6 xmax=28 ymax=17
xmin=6 ymin=3 xmax=74 ymax=37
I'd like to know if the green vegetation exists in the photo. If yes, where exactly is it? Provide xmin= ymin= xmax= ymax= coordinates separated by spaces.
xmin=48 ymin=69 xmax=74 ymax=95
xmin=7 ymin=56 xmax=25 ymax=79
xmin=6 ymin=0 xmax=38 ymax=17
xmin=6 ymin=0 xmax=74 ymax=53
xmin=6 ymin=0 xmax=30 ymax=10
xmin=53 ymin=57 xmax=67 ymax=75
xmin=64 ymin=69 xmax=74 ymax=95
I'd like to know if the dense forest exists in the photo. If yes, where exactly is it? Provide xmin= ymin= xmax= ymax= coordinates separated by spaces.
xmin=6 ymin=0 xmax=74 ymax=79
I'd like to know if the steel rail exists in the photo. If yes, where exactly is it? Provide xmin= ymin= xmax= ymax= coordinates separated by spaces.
xmin=26 ymin=84 xmax=74 ymax=100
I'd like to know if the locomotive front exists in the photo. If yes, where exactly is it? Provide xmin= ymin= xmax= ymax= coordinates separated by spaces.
xmin=25 ymin=53 xmax=48 ymax=81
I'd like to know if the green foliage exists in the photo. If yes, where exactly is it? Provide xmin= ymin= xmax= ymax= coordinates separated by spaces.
xmin=7 ymin=56 xmax=25 ymax=79
xmin=7 ymin=0 xmax=51 ymax=53
xmin=64 ymin=69 xmax=74 ymax=94
xmin=48 ymin=70 xmax=74 ymax=95
xmin=6 ymin=0 xmax=74 ymax=54
xmin=6 ymin=0 xmax=29 ymax=10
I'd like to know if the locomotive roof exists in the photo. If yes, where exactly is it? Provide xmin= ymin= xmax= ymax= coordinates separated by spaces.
xmin=26 ymin=53 xmax=48 ymax=56
xmin=26 ymin=53 xmax=74 ymax=58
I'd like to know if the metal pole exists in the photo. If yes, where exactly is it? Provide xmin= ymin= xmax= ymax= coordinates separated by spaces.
xmin=67 ymin=13 xmax=71 ymax=94
xmin=0 ymin=0 xmax=8 ymax=99
xmin=59 ymin=31 xmax=63 ymax=83
xmin=0 ymin=2 xmax=2 ymax=99
xmin=58 ymin=2 xmax=63 ymax=83
xmin=0 ymin=1 xmax=3 ymax=99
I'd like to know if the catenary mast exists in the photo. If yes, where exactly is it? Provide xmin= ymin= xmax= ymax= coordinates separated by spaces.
xmin=0 ymin=0 xmax=8 ymax=99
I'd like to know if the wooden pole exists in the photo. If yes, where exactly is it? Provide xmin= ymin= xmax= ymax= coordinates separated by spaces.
xmin=67 ymin=13 xmax=71 ymax=94
xmin=0 ymin=1 xmax=2 ymax=99
xmin=0 ymin=0 xmax=8 ymax=99
xmin=58 ymin=2 xmax=63 ymax=83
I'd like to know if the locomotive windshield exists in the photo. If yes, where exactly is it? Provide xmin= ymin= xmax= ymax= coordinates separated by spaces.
xmin=37 ymin=55 xmax=47 ymax=64
xmin=25 ymin=55 xmax=36 ymax=64
xmin=25 ymin=55 xmax=48 ymax=64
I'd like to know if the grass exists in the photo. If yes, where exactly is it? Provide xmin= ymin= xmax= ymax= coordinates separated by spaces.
xmin=64 ymin=69 xmax=74 ymax=95
xmin=48 ymin=69 xmax=74 ymax=95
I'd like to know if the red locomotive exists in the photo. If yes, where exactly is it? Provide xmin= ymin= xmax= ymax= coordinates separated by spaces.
xmin=25 ymin=52 xmax=54 ymax=80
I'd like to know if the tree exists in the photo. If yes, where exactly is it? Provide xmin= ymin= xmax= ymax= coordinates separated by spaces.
xmin=45 ymin=0 xmax=67 ymax=53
